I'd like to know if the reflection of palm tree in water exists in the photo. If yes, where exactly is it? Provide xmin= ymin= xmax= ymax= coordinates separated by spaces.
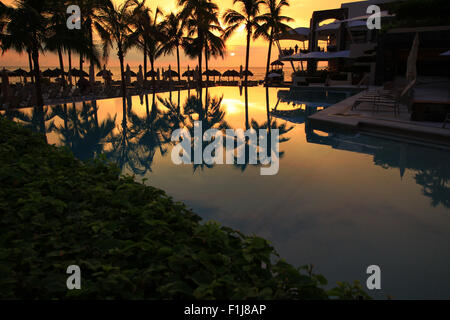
xmin=184 ymin=91 xmax=230 ymax=172
xmin=107 ymin=93 xmax=172 ymax=175
xmin=51 ymin=102 xmax=116 ymax=161
xmin=234 ymin=87 xmax=293 ymax=172
xmin=415 ymin=166 xmax=450 ymax=208
xmin=8 ymin=106 xmax=56 ymax=143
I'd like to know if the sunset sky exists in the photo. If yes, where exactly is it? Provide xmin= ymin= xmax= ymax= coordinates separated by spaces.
xmin=0 ymin=0 xmax=351 ymax=68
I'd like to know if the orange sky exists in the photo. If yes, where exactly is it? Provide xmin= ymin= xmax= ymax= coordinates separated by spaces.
xmin=0 ymin=0 xmax=351 ymax=68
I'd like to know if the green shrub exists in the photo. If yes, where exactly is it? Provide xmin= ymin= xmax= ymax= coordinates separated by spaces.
xmin=0 ymin=117 xmax=370 ymax=300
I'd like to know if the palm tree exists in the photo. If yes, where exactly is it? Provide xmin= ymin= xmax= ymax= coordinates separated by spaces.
xmin=203 ymin=20 xmax=226 ymax=85
xmin=46 ymin=1 xmax=101 ymax=86
xmin=160 ymin=12 xmax=184 ymax=83
xmin=0 ymin=1 xmax=34 ymax=83
xmin=223 ymin=0 xmax=264 ymax=86
xmin=0 ymin=0 xmax=51 ymax=108
xmin=95 ymin=0 xmax=143 ymax=99
xmin=179 ymin=0 xmax=222 ymax=89
xmin=134 ymin=4 xmax=164 ymax=90
xmin=74 ymin=0 xmax=108 ymax=74
xmin=254 ymin=0 xmax=293 ymax=81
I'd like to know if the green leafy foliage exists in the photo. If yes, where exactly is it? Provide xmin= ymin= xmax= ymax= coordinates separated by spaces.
xmin=0 ymin=117 xmax=370 ymax=300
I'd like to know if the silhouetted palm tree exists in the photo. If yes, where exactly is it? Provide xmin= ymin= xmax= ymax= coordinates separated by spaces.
xmin=134 ymin=4 xmax=164 ymax=89
xmin=95 ymin=0 xmax=143 ymax=99
xmin=0 ymin=0 xmax=52 ymax=107
xmin=160 ymin=12 xmax=184 ymax=82
xmin=254 ymin=0 xmax=293 ymax=80
xmin=179 ymin=0 xmax=222 ymax=89
xmin=223 ymin=0 xmax=264 ymax=86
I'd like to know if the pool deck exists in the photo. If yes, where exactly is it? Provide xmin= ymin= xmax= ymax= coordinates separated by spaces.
xmin=308 ymin=85 xmax=450 ymax=150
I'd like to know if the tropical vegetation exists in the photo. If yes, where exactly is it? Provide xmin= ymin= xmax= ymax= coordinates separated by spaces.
xmin=0 ymin=115 xmax=371 ymax=300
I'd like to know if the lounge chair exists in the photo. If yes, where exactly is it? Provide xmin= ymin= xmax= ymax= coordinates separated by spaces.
xmin=373 ymin=80 xmax=417 ymax=116
xmin=352 ymin=80 xmax=415 ymax=113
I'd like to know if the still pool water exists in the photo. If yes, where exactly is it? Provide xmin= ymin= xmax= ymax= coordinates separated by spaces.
xmin=5 ymin=86 xmax=450 ymax=299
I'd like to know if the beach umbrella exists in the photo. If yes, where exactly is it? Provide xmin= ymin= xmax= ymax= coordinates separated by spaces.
xmin=242 ymin=70 xmax=254 ymax=77
xmin=42 ymin=68 xmax=55 ymax=77
xmin=146 ymin=70 xmax=157 ymax=78
xmin=406 ymin=33 xmax=419 ymax=82
xmin=271 ymin=60 xmax=284 ymax=67
xmin=11 ymin=68 xmax=28 ymax=83
xmin=70 ymin=68 xmax=88 ymax=77
xmin=13 ymin=68 xmax=28 ymax=77
xmin=97 ymin=69 xmax=113 ymax=77
xmin=223 ymin=70 xmax=240 ymax=81
xmin=163 ymin=69 xmax=179 ymax=79
xmin=183 ymin=70 xmax=195 ymax=77
xmin=52 ymin=68 xmax=67 ymax=77
xmin=203 ymin=69 xmax=221 ymax=81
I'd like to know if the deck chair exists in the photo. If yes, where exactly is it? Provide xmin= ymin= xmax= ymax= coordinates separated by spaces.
xmin=352 ymin=82 xmax=407 ymax=110
xmin=374 ymin=79 xmax=417 ymax=116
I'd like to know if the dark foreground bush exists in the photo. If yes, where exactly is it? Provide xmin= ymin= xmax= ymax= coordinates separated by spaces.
xmin=0 ymin=117 xmax=370 ymax=300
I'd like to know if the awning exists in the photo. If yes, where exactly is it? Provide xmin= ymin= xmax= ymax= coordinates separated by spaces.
xmin=278 ymin=27 xmax=310 ymax=42
xmin=281 ymin=50 xmax=351 ymax=61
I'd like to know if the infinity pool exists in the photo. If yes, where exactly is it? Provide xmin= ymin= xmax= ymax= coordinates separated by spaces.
xmin=5 ymin=86 xmax=450 ymax=299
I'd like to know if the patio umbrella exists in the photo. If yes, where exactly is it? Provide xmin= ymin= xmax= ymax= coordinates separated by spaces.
xmin=163 ymin=69 xmax=179 ymax=79
xmin=182 ymin=70 xmax=195 ymax=77
xmin=271 ymin=60 xmax=284 ymax=67
xmin=70 ymin=68 xmax=88 ymax=77
xmin=42 ymin=68 xmax=55 ymax=77
xmin=146 ymin=70 xmax=157 ymax=78
xmin=203 ymin=69 xmax=221 ymax=81
xmin=13 ymin=68 xmax=28 ymax=77
xmin=222 ymin=70 xmax=240 ymax=81
xmin=406 ymin=33 xmax=420 ymax=82
xmin=52 ymin=68 xmax=67 ymax=77
xmin=12 ymin=68 xmax=28 ymax=83
xmin=96 ymin=69 xmax=113 ymax=77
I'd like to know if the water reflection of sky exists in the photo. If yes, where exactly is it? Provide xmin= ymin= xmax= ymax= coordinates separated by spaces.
xmin=4 ymin=86 xmax=450 ymax=300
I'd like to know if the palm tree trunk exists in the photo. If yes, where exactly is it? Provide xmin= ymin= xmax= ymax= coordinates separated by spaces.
xmin=27 ymin=49 xmax=34 ymax=84
xmin=176 ymin=45 xmax=181 ymax=82
xmin=80 ymin=54 xmax=83 ymax=73
xmin=31 ymin=42 xmax=44 ymax=108
xmin=198 ymin=51 xmax=203 ymax=90
xmin=150 ymin=56 xmax=156 ymax=93
xmin=205 ymin=45 xmax=209 ymax=85
xmin=245 ymin=27 xmax=251 ymax=87
xmin=244 ymin=85 xmax=249 ymax=130
xmin=57 ymin=47 xmax=66 ymax=83
xmin=265 ymin=30 xmax=274 ymax=83
xmin=118 ymin=47 xmax=127 ymax=99
xmin=144 ymin=41 xmax=148 ymax=82
xmin=68 ymin=49 xmax=73 ymax=86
